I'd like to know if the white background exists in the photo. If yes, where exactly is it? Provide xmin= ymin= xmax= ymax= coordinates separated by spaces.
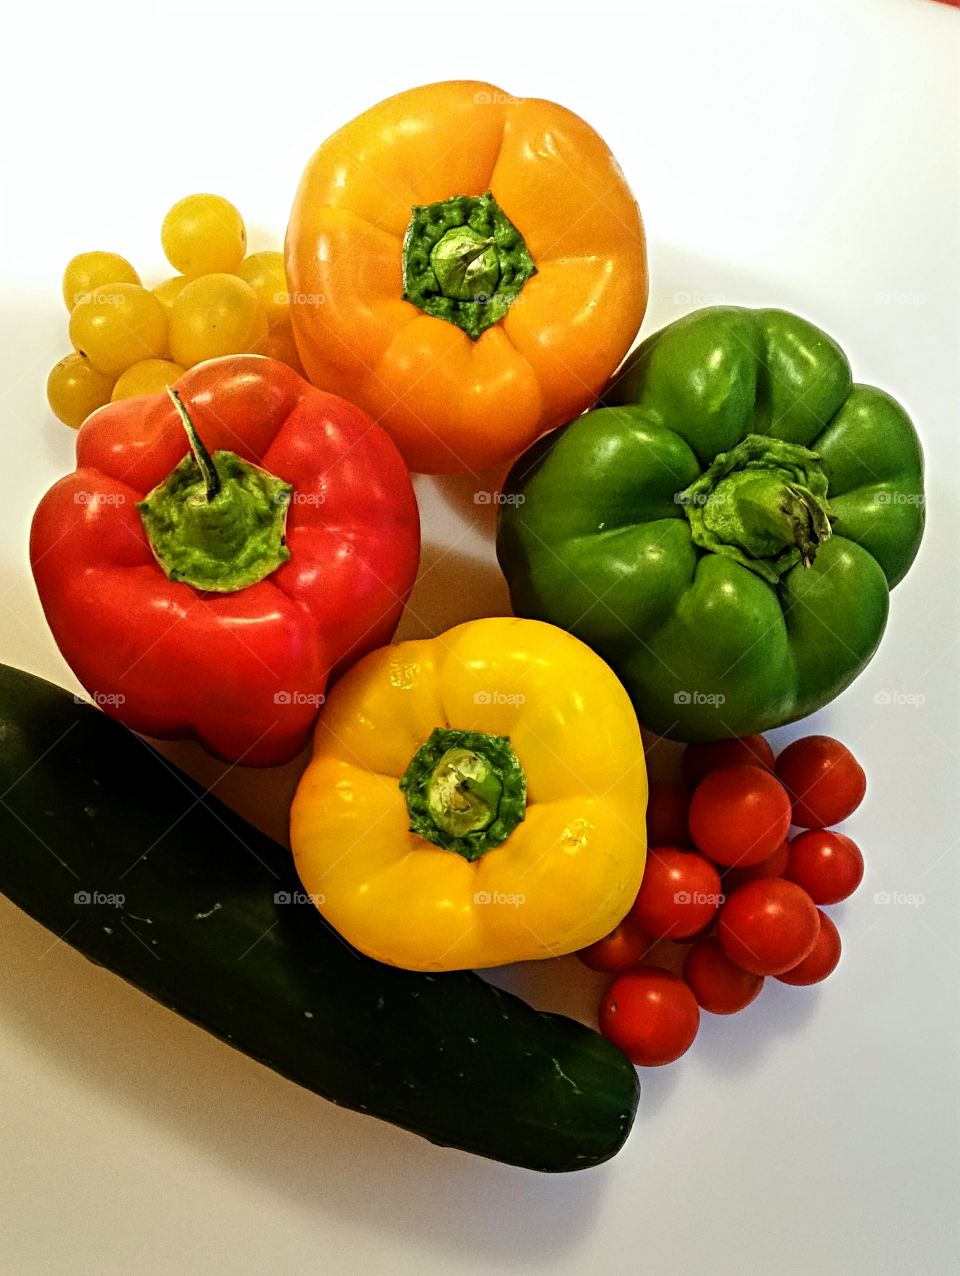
xmin=1 ymin=0 xmax=959 ymax=1272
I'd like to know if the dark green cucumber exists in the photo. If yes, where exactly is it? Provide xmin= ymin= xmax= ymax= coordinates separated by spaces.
xmin=0 ymin=663 xmax=638 ymax=1171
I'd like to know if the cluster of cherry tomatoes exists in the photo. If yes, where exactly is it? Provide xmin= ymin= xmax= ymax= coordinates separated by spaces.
xmin=580 ymin=733 xmax=867 ymax=1067
xmin=47 ymin=193 xmax=304 ymax=428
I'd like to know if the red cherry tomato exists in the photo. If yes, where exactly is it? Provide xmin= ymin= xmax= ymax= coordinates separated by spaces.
xmin=724 ymin=839 xmax=790 ymax=892
xmin=682 ymin=735 xmax=775 ymax=786
xmin=577 ymin=917 xmax=652 ymax=972
xmin=646 ymin=782 xmax=692 ymax=847
xmin=775 ymin=735 xmax=866 ymax=828
xmin=718 ymin=878 xmax=820 ymax=975
xmin=599 ymin=967 xmax=700 ymax=1066
xmin=786 ymin=829 xmax=864 ymax=904
xmin=688 ymin=764 xmax=792 ymax=867
xmin=683 ymin=936 xmax=764 ymax=1013
xmin=631 ymin=847 xmax=723 ymax=939
xmin=777 ymin=910 xmax=841 ymax=985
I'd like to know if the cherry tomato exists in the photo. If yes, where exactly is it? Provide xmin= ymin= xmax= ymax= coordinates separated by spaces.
xmin=776 ymin=910 xmax=841 ymax=985
xmin=111 ymin=359 xmax=185 ymax=402
xmin=46 ymin=353 xmax=114 ymax=428
xmin=599 ymin=967 xmax=700 ymax=1066
xmin=577 ymin=917 xmax=652 ymax=972
xmin=254 ymin=320 xmax=306 ymax=375
xmin=775 ymin=735 xmax=866 ymax=828
xmin=688 ymin=764 xmax=792 ymax=867
xmin=631 ymin=847 xmax=722 ymax=939
xmin=785 ymin=829 xmax=864 ymax=904
xmin=683 ymin=936 xmax=764 ymax=1013
xmin=723 ymin=839 xmax=790 ymax=892
xmin=62 ymin=251 xmax=140 ymax=310
xmin=161 ymin=193 xmax=246 ymax=276
xmin=238 ymin=251 xmax=288 ymax=326
xmin=168 ymin=274 xmax=268 ymax=366
xmin=69 ymin=283 xmax=168 ymax=378
xmin=718 ymin=878 xmax=820 ymax=975
xmin=152 ymin=275 xmax=189 ymax=316
xmin=646 ymin=782 xmax=691 ymax=847
xmin=682 ymin=735 xmax=775 ymax=786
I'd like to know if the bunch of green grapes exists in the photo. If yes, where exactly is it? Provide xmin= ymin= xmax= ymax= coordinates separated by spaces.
xmin=48 ymin=194 xmax=303 ymax=428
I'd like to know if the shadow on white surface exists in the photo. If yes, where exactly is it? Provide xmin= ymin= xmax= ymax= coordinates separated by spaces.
xmin=0 ymin=898 xmax=610 ymax=1258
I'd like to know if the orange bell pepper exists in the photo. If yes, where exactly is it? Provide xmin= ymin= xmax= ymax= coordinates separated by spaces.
xmin=286 ymin=81 xmax=648 ymax=475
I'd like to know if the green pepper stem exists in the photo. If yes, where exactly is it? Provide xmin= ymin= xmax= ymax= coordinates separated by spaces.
xmin=677 ymin=434 xmax=833 ymax=584
xmin=781 ymin=483 xmax=832 ymax=568
xmin=166 ymin=387 xmax=221 ymax=502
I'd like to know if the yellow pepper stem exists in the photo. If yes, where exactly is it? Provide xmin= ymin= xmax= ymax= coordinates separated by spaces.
xmin=399 ymin=727 xmax=526 ymax=861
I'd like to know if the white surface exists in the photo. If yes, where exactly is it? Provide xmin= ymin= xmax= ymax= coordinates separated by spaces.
xmin=1 ymin=0 xmax=959 ymax=1273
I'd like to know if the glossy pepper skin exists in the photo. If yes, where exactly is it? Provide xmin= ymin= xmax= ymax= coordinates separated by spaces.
xmin=286 ymin=80 xmax=647 ymax=475
xmin=31 ymin=356 xmax=420 ymax=766
xmin=497 ymin=307 xmax=924 ymax=741
xmin=290 ymin=618 xmax=648 ymax=971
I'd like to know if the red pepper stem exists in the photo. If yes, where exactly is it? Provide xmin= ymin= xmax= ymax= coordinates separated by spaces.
xmin=166 ymin=387 xmax=221 ymax=502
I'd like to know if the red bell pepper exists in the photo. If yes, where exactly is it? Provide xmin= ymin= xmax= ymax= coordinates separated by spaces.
xmin=31 ymin=355 xmax=420 ymax=766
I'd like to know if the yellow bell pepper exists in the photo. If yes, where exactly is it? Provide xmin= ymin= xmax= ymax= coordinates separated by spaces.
xmin=290 ymin=617 xmax=647 ymax=971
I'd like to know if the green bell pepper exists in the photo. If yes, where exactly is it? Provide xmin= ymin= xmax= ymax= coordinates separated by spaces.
xmin=496 ymin=306 xmax=924 ymax=740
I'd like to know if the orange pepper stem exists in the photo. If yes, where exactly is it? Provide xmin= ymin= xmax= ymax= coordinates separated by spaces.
xmin=401 ymin=191 xmax=536 ymax=340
